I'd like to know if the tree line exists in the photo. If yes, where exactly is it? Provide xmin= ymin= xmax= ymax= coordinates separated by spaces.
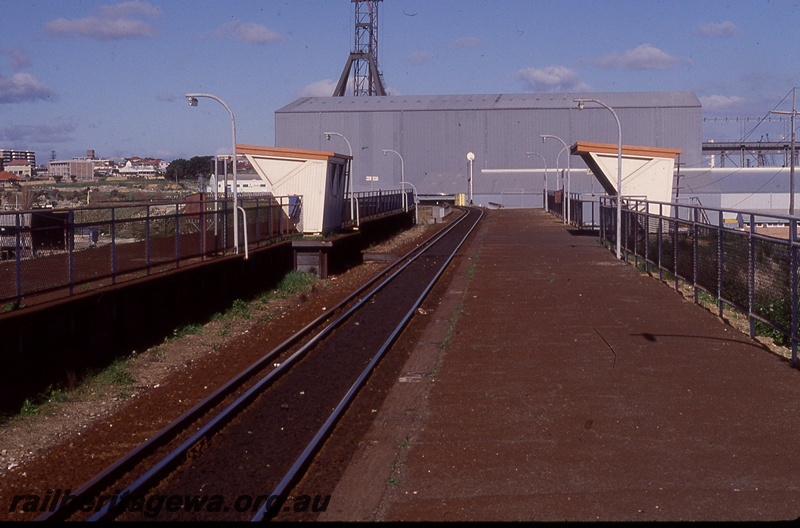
xmin=164 ymin=156 xmax=215 ymax=182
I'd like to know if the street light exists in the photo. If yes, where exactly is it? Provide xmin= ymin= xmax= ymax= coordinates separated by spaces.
xmin=467 ymin=152 xmax=475 ymax=204
xmin=526 ymin=151 xmax=548 ymax=212
xmin=404 ymin=182 xmax=419 ymax=225
xmin=185 ymin=93 xmax=240 ymax=254
xmin=383 ymin=148 xmax=418 ymax=224
xmin=382 ymin=149 xmax=407 ymax=207
xmin=574 ymin=98 xmax=623 ymax=259
xmin=324 ymin=132 xmax=354 ymax=222
xmin=540 ymin=134 xmax=570 ymax=224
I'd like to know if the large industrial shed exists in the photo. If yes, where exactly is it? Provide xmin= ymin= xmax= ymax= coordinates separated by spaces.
xmin=274 ymin=91 xmax=702 ymax=208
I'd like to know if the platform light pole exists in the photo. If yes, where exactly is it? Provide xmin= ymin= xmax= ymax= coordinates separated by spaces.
xmin=185 ymin=93 xmax=239 ymax=254
xmin=526 ymin=151 xmax=548 ymax=212
xmin=574 ymin=98 xmax=623 ymax=259
xmin=770 ymin=87 xmax=797 ymax=215
xmin=540 ymin=134 xmax=570 ymax=224
xmin=466 ymin=152 xmax=475 ymax=205
xmin=404 ymin=181 xmax=419 ymax=225
xmin=382 ymin=149 xmax=415 ymax=221
xmin=324 ymin=132 xmax=354 ymax=222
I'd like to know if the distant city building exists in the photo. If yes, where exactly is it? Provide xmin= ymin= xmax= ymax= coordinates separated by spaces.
xmin=46 ymin=151 xmax=166 ymax=181
xmin=117 ymin=160 xmax=163 ymax=179
xmin=4 ymin=159 xmax=33 ymax=179
xmin=124 ymin=156 xmax=168 ymax=175
xmin=207 ymin=171 xmax=269 ymax=196
xmin=0 ymin=149 xmax=36 ymax=166
xmin=0 ymin=171 xmax=25 ymax=189
xmin=48 ymin=158 xmax=96 ymax=181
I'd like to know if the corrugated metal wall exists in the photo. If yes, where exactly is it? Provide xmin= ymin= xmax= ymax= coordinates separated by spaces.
xmin=275 ymin=92 xmax=702 ymax=207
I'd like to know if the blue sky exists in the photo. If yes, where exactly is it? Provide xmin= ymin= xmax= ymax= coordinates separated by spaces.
xmin=1 ymin=0 xmax=798 ymax=163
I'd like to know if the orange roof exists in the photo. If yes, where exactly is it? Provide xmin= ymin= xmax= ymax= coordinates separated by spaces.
xmin=571 ymin=141 xmax=681 ymax=158
xmin=0 ymin=171 xmax=24 ymax=181
xmin=237 ymin=144 xmax=350 ymax=161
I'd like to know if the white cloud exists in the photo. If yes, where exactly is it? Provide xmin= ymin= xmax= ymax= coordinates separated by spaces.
xmin=214 ymin=21 xmax=283 ymax=45
xmin=694 ymin=21 xmax=740 ymax=38
xmin=594 ymin=43 xmax=680 ymax=70
xmin=516 ymin=66 xmax=590 ymax=92
xmin=299 ymin=78 xmax=397 ymax=97
xmin=0 ymin=73 xmax=56 ymax=104
xmin=45 ymin=1 xmax=160 ymax=40
xmin=699 ymin=94 xmax=746 ymax=112
xmin=299 ymin=79 xmax=338 ymax=97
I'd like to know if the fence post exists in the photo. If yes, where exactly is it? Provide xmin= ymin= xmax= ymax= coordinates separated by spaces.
xmin=146 ymin=205 xmax=152 ymax=274
xmin=633 ymin=201 xmax=640 ymax=269
xmin=673 ymin=210 xmax=679 ymax=292
xmin=717 ymin=213 xmax=724 ymax=318
xmin=255 ymin=197 xmax=262 ymax=244
xmin=693 ymin=206 xmax=699 ymax=304
xmin=174 ymin=202 xmax=181 ymax=267
xmin=791 ymin=218 xmax=798 ymax=366
xmin=68 ymin=210 xmax=75 ymax=296
xmin=644 ymin=202 xmax=650 ymax=273
xmin=15 ymin=212 xmax=22 ymax=304
xmin=748 ymin=214 xmax=755 ymax=339
xmin=111 ymin=207 xmax=117 ymax=284
xmin=658 ymin=204 xmax=663 ymax=282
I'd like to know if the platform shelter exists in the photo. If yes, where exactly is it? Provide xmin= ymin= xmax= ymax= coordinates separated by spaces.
xmin=237 ymin=145 xmax=352 ymax=235
xmin=571 ymin=141 xmax=682 ymax=215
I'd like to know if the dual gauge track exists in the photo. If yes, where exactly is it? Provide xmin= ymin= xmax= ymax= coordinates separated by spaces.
xmin=37 ymin=206 xmax=482 ymax=522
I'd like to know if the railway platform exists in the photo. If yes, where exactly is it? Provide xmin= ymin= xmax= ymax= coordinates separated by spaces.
xmin=321 ymin=207 xmax=800 ymax=522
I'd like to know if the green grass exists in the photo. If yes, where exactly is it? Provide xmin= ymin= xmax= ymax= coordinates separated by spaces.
xmin=217 ymin=320 xmax=232 ymax=337
xmin=3 ymin=301 xmax=24 ymax=313
xmin=170 ymin=322 xmax=203 ymax=340
xmin=4 ymin=271 xmax=320 ymax=422
xmin=91 ymin=357 xmax=136 ymax=400
xmin=93 ymin=357 xmax=135 ymax=395
xmin=386 ymin=436 xmax=412 ymax=486
xmin=258 ymin=271 xmax=318 ymax=303
xmin=8 ymin=358 xmax=135 ymax=422
xmin=19 ymin=398 xmax=40 ymax=417
xmin=229 ymin=299 xmax=251 ymax=320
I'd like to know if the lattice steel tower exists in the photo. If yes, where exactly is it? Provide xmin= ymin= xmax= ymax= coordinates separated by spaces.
xmin=333 ymin=0 xmax=386 ymax=96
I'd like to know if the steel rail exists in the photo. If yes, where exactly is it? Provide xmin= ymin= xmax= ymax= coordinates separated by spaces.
xmin=89 ymin=207 xmax=479 ymax=522
xmin=36 ymin=214 xmax=455 ymax=521
xmin=37 ymin=208 xmax=476 ymax=521
xmin=252 ymin=206 xmax=482 ymax=521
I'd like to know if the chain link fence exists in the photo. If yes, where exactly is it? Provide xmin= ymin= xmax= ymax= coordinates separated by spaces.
xmin=585 ymin=196 xmax=799 ymax=364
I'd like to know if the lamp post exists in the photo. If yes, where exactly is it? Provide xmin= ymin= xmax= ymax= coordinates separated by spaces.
xmin=574 ymin=98 xmax=623 ymax=259
xmin=466 ymin=152 xmax=475 ymax=205
xmin=770 ymin=87 xmax=797 ymax=215
xmin=404 ymin=181 xmax=419 ymax=225
xmin=324 ymin=132 xmax=354 ymax=222
xmin=382 ymin=149 xmax=406 ymax=209
xmin=540 ymin=134 xmax=570 ymax=224
xmin=526 ymin=151 xmax=548 ymax=212
xmin=185 ymin=93 xmax=239 ymax=254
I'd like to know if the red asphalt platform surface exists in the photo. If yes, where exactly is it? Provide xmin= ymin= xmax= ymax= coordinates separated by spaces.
xmin=321 ymin=207 xmax=800 ymax=522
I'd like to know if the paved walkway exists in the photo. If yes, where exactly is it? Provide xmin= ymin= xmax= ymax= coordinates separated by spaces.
xmin=322 ymin=208 xmax=800 ymax=522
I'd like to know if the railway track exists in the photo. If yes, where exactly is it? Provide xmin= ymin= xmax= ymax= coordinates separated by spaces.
xmin=36 ymin=206 xmax=482 ymax=522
